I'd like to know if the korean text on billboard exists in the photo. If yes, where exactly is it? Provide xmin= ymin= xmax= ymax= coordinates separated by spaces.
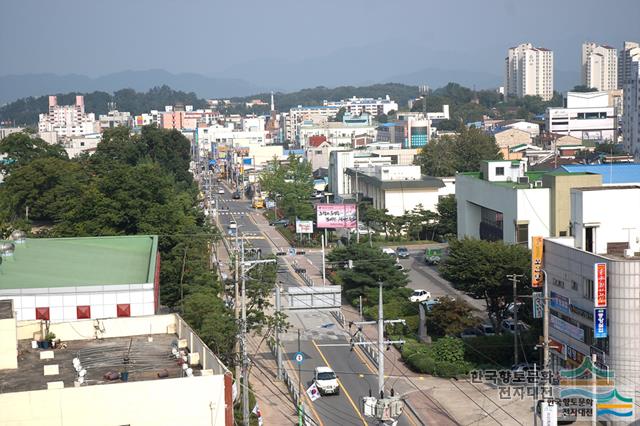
xmin=531 ymin=236 xmax=544 ymax=288
xmin=316 ymin=204 xmax=356 ymax=229
xmin=594 ymin=263 xmax=607 ymax=308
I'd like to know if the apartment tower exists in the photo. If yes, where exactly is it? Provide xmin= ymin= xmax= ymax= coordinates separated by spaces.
xmin=505 ymin=43 xmax=554 ymax=101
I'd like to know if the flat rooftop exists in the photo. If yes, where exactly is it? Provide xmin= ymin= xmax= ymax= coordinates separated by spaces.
xmin=0 ymin=334 xmax=200 ymax=393
xmin=459 ymin=171 xmax=547 ymax=189
xmin=559 ymin=164 xmax=640 ymax=184
xmin=0 ymin=235 xmax=158 ymax=289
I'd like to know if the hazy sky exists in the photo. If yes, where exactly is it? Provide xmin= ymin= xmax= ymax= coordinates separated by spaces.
xmin=1 ymin=0 xmax=639 ymax=80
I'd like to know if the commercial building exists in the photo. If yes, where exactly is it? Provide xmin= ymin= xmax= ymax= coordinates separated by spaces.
xmin=623 ymin=58 xmax=640 ymax=159
xmin=323 ymin=96 xmax=398 ymax=117
xmin=505 ymin=43 xmax=554 ymax=101
xmin=542 ymin=186 xmax=640 ymax=394
xmin=0 ymin=127 xmax=24 ymax=140
xmin=0 ymin=308 xmax=233 ymax=425
xmin=0 ymin=235 xmax=159 ymax=322
xmin=298 ymin=113 xmax=376 ymax=148
xmin=581 ymin=42 xmax=618 ymax=91
xmin=38 ymin=96 xmax=99 ymax=138
xmin=618 ymin=41 xmax=640 ymax=89
xmin=346 ymin=165 xmax=454 ymax=216
xmin=546 ymin=91 xmax=616 ymax=142
xmin=98 ymin=109 xmax=132 ymax=130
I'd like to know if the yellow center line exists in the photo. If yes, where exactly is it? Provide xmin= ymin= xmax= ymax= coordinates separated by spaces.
xmin=312 ymin=340 xmax=367 ymax=426
xmin=283 ymin=348 xmax=325 ymax=426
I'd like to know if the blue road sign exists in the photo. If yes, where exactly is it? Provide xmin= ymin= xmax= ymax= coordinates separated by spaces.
xmin=294 ymin=351 xmax=304 ymax=365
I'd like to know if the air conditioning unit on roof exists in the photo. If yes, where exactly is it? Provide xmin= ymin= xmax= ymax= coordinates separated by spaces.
xmin=518 ymin=176 xmax=530 ymax=184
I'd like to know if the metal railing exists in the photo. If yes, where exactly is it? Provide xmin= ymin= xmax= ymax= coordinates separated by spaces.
xmin=291 ymin=259 xmax=315 ymax=287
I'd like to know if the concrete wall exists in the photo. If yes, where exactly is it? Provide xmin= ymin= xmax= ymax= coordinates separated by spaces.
xmin=0 ymin=375 xmax=226 ymax=426
xmin=543 ymin=173 xmax=602 ymax=237
xmin=0 ymin=315 xmax=17 ymax=370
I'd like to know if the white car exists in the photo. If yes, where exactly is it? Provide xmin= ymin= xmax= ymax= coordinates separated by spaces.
xmin=314 ymin=366 xmax=339 ymax=395
xmin=409 ymin=289 xmax=431 ymax=303
xmin=382 ymin=247 xmax=397 ymax=257
xmin=218 ymin=188 xmax=225 ymax=194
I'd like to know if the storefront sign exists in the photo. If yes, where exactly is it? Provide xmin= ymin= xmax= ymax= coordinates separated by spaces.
xmin=594 ymin=263 xmax=607 ymax=307
xmin=550 ymin=314 xmax=585 ymax=342
xmin=549 ymin=337 xmax=566 ymax=359
xmin=566 ymin=345 xmax=585 ymax=365
xmin=570 ymin=304 xmax=594 ymax=321
xmin=594 ymin=308 xmax=607 ymax=339
xmin=295 ymin=220 xmax=314 ymax=234
xmin=550 ymin=291 xmax=571 ymax=314
xmin=531 ymin=236 xmax=544 ymax=288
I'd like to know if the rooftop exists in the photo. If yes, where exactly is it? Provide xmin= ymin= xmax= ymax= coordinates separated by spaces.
xmin=459 ymin=171 xmax=547 ymax=189
xmin=0 ymin=235 xmax=158 ymax=290
xmin=559 ymin=163 xmax=640 ymax=184
xmin=0 ymin=334 xmax=200 ymax=393
xmin=345 ymin=168 xmax=444 ymax=190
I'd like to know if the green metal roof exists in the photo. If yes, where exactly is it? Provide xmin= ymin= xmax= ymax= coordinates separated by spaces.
xmin=0 ymin=235 xmax=158 ymax=289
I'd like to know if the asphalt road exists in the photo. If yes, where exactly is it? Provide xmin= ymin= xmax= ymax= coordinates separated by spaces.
xmin=208 ymin=183 xmax=415 ymax=426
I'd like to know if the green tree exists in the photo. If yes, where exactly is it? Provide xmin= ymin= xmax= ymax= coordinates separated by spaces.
xmin=0 ymin=132 xmax=67 ymax=175
xmin=439 ymin=238 xmax=531 ymax=328
xmin=334 ymin=107 xmax=346 ymax=122
xmin=416 ymin=126 xmax=501 ymax=176
xmin=427 ymin=297 xmax=478 ymax=337
xmin=571 ymin=85 xmax=598 ymax=93
xmin=435 ymin=195 xmax=457 ymax=239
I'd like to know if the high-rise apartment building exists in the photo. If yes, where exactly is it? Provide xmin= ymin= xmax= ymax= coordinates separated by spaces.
xmin=618 ymin=41 xmax=640 ymax=89
xmin=581 ymin=42 xmax=618 ymax=91
xmin=505 ymin=43 xmax=554 ymax=101
xmin=38 ymin=95 xmax=99 ymax=138
xmin=622 ymin=58 xmax=640 ymax=159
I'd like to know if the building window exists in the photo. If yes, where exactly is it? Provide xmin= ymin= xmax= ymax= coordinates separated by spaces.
xmin=36 ymin=307 xmax=50 ymax=321
xmin=516 ymin=223 xmax=529 ymax=245
xmin=583 ymin=279 xmax=594 ymax=300
xmin=495 ymin=167 xmax=505 ymax=176
xmin=117 ymin=304 xmax=131 ymax=318
xmin=76 ymin=305 xmax=91 ymax=319
xmin=552 ymin=278 xmax=565 ymax=288
xmin=571 ymin=281 xmax=578 ymax=291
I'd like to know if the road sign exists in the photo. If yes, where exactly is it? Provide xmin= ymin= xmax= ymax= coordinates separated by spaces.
xmin=532 ymin=292 xmax=543 ymax=319
xmin=294 ymin=351 xmax=304 ymax=365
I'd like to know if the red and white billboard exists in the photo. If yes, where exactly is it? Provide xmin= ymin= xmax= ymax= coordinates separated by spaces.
xmin=316 ymin=203 xmax=356 ymax=229
xmin=594 ymin=263 xmax=607 ymax=308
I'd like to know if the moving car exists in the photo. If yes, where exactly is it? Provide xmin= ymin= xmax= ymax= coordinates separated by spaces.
xmin=424 ymin=247 xmax=444 ymax=265
xmin=269 ymin=218 xmax=290 ymax=227
xmin=252 ymin=196 xmax=264 ymax=209
xmin=218 ymin=188 xmax=225 ymax=195
xmin=382 ymin=247 xmax=397 ymax=257
xmin=409 ymin=289 xmax=431 ymax=303
xmin=314 ymin=366 xmax=339 ymax=395
xmin=396 ymin=247 xmax=410 ymax=259
xmin=232 ymin=191 xmax=241 ymax=199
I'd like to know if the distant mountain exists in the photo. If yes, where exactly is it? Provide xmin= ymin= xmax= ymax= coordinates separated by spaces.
xmin=384 ymin=67 xmax=501 ymax=90
xmin=0 ymin=70 xmax=264 ymax=105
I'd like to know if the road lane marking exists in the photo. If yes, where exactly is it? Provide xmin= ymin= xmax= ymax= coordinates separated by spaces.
xmin=312 ymin=340 xmax=367 ymax=426
xmin=283 ymin=348 xmax=325 ymax=426
xmin=315 ymin=343 xmax=352 ymax=347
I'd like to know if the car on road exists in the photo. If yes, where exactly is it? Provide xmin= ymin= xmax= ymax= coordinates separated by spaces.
xmin=477 ymin=323 xmax=496 ymax=336
xmin=511 ymin=362 xmax=537 ymax=372
xmin=396 ymin=247 xmax=410 ymax=259
xmin=501 ymin=319 xmax=530 ymax=334
xmin=421 ymin=299 xmax=440 ymax=311
xmin=350 ymin=223 xmax=374 ymax=235
xmin=394 ymin=263 xmax=404 ymax=271
xmin=218 ymin=188 xmax=225 ymax=195
xmin=424 ymin=247 xmax=444 ymax=265
xmin=232 ymin=191 xmax=241 ymax=199
xmin=313 ymin=366 xmax=339 ymax=395
xmin=460 ymin=328 xmax=480 ymax=339
xmin=409 ymin=289 xmax=431 ymax=303
xmin=382 ymin=247 xmax=397 ymax=257
xmin=228 ymin=220 xmax=237 ymax=236
xmin=269 ymin=218 xmax=290 ymax=227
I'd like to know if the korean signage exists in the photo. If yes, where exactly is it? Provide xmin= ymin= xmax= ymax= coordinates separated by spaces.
xmin=550 ymin=291 xmax=571 ymax=314
xmin=566 ymin=345 xmax=585 ymax=364
xmin=550 ymin=314 xmax=585 ymax=342
xmin=594 ymin=308 xmax=607 ymax=339
xmin=594 ymin=263 xmax=607 ymax=307
xmin=295 ymin=220 xmax=314 ymax=234
xmin=532 ymin=292 xmax=543 ymax=319
xmin=531 ymin=236 xmax=544 ymax=288
xmin=316 ymin=204 xmax=356 ymax=229
xmin=549 ymin=337 xmax=566 ymax=359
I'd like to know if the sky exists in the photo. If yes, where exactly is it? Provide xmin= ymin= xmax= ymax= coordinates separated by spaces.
xmin=1 ymin=0 xmax=639 ymax=88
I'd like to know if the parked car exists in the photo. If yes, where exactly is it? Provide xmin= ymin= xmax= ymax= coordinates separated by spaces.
xmin=501 ymin=319 xmax=530 ymax=334
xmin=460 ymin=328 xmax=480 ymax=339
xmin=269 ymin=218 xmax=290 ymax=227
xmin=314 ymin=366 xmax=340 ymax=395
xmin=511 ymin=362 xmax=537 ymax=372
xmin=477 ymin=323 xmax=496 ymax=336
xmin=351 ymin=223 xmax=374 ymax=235
xmin=421 ymin=299 xmax=440 ymax=311
xmin=394 ymin=263 xmax=404 ymax=271
xmin=424 ymin=247 xmax=444 ymax=265
xmin=382 ymin=247 xmax=397 ymax=257
xmin=232 ymin=191 xmax=241 ymax=199
xmin=506 ymin=301 xmax=525 ymax=314
xmin=396 ymin=247 xmax=410 ymax=259
xmin=218 ymin=188 xmax=225 ymax=195
xmin=409 ymin=289 xmax=431 ymax=303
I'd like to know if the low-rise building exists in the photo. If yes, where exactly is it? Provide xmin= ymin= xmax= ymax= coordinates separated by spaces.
xmin=98 ymin=109 xmax=132 ymax=130
xmin=0 ymin=127 xmax=24 ymax=140
xmin=0 ymin=235 xmax=159 ymax=322
xmin=346 ymin=164 xmax=454 ymax=216
xmin=546 ymin=91 xmax=616 ymax=142
xmin=494 ymin=128 xmax=533 ymax=159
xmin=0 ymin=306 xmax=233 ymax=425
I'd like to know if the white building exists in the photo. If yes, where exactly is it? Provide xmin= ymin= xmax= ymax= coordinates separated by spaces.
xmin=298 ymin=113 xmax=376 ymax=148
xmin=98 ymin=109 xmax=132 ymax=130
xmin=328 ymin=150 xmax=394 ymax=198
xmin=546 ymin=91 xmax=616 ymax=142
xmin=38 ymin=96 xmax=99 ymax=138
xmin=346 ymin=164 xmax=454 ymax=216
xmin=323 ymin=96 xmax=398 ymax=116
xmin=618 ymin=41 xmax=640 ymax=89
xmin=581 ymin=42 xmax=618 ymax=91
xmin=197 ymin=123 xmax=268 ymax=148
xmin=0 ymin=127 xmax=24 ymax=140
xmin=542 ymin=186 xmax=640 ymax=395
xmin=505 ymin=43 xmax=554 ymax=101
xmin=623 ymin=58 xmax=640 ymax=159
xmin=504 ymin=121 xmax=540 ymax=137
xmin=0 ymin=308 xmax=233 ymax=425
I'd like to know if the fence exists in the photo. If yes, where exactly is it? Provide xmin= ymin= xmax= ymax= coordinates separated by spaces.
xmin=291 ymin=259 xmax=316 ymax=287
xmin=267 ymin=339 xmax=317 ymax=426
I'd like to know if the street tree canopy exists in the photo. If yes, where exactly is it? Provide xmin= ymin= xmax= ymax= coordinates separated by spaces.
xmin=0 ymin=132 xmax=67 ymax=175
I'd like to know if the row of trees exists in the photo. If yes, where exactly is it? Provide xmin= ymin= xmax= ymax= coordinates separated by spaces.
xmin=0 ymin=128 xmax=239 ymax=365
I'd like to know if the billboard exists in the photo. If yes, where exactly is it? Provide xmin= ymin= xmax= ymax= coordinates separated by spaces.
xmin=594 ymin=308 xmax=607 ymax=339
xmin=594 ymin=263 xmax=607 ymax=308
xmin=296 ymin=220 xmax=314 ymax=234
xmin=316 ymin=204 xmax=356 ymax=229
xmin=531 ymin=236 xmax=544 ymax=288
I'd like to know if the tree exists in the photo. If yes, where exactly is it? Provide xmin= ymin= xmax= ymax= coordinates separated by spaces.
xmin=572 ymin=85 xmax=598 ymax=93
xmin=259 ymin=154 xmax=314 ymax=221
xmin=0 ymin=132 xmax=67 ymax=175
xmin=416 ymin=126 xmax=501 ymax=176
xmin=427 ymin=297 xmax=478 ymax=337
xmin=334 ymin=107 xmax=346 ymax=122
xmin=439 ymin=238 xmax=531 ymax=329
xmin=435 ymin=195 xmax=457 ymax=239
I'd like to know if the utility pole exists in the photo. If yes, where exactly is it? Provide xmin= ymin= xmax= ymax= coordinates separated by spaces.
xmin=241 ymin=239 xmax=249 ymax=426
xmin=355 ymin=166 xmax=360 ymax=243
xmin=321 ymin=235 xmax=326 ymax=286
xmin=542 ymin=270 xmax=550 ymax=370
xmin=275 ymin=284 xmax=283 ymax=380
xmin=234 ymin=229 xmax=241 ymax=394
xmin=507 ymin=274 xmax=524 ymax=365
xmin=377 ymin=282 xmax=384 ymax=398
